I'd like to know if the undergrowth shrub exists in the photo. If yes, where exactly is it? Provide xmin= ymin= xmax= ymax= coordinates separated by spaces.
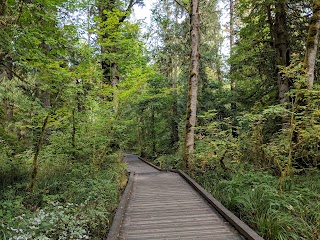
xmin=0 ymin=142 xmax=31 ymax=190
xmin=153 ymin=154 xmax=182 ymax=169
xmin=0 ymin=154 xmax=126 ymax=240
xmin=195 ymin=170 xmax=320 ymax=240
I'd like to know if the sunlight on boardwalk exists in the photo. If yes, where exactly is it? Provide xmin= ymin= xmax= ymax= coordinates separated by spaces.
xmin=120 ymin=155 xmax=243 ymax=240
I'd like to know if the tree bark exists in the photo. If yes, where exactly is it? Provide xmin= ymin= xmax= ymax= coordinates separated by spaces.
xmin=99 ymin=0 xmax=115 ymax=86
xmin=171 ymin=55 xmax=179 ymax=148
xmin=183 ymin=0 xmax=200 ymax=169
xmin=99 ymin=0 xmax=136 ymax=91
xmin=305 ymin=0 xmax=320 ymax=89
xmin=267 ymin=3 xmax=290 ymax=104
xmin=230 ymin=0 xmax=238 ymax=137
xmin=151 ymin=107 xmax=156 ymax=157
xmin=71 ymin=108 xmax=76 ymax=160
xmin=138 ymin=112 xmax=147 ymax=157
xmin=274 ymin=3 xmax=290 ymax=103
xmin=29 ymin=114 xmax=49 ymax=192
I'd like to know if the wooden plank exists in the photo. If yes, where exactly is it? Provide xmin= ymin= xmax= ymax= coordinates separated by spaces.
xmin=112 ymin=154 xmax=262 ymax=240
xmin=119 ymin=169 xmax=243 ymax=240
xmin=178 ymin=170 xmax=264 ymax=240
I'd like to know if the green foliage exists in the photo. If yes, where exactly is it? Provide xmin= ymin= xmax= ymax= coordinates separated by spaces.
xmin=196 ymin=169 xmax=320 ymax=240
xmin=1 ymin=158 xmax=126 ymax=239
xmin=153 ymin=154 xmax=182 ymax=169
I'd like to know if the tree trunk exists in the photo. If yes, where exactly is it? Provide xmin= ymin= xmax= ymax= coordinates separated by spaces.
xmin=29 ymin=114 xmax=49 ymax=192
xmin=171 ymin=55 xmax=179 ymax=148
xmin=112 ymin=62 xmax=120 ymax=113
xmin=99 ymin=0 xmax=134 ymax=94
xmin=305 ymin=0 xmax=320 ymax=89
xmin=230 ymin=0 xmax=238 ymax=137
xmin=99 ymin=0 xmax=115 ymax=87
xmin=273 ymin=3 xmax=290 ymax=104
xmin=139 ymin=114 xmax=147 ymax=157
xmin=71 ymin=108 xmax=76 ymax=160
xmin=151 ymin=107 xmax=156 ymax=157
xmin=29 ymin=92 xmax=60 ymax=192
xmin=183 ymin=0 xmax=200 ymax=169
xmin=229 ymin=0 xmax=235 ymax=51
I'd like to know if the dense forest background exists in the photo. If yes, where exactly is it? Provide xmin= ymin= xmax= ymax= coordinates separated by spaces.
xmin=1 ymin=0 xmax=320 ymax=239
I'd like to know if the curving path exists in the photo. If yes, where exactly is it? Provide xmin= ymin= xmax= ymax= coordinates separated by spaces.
xmin=117 ymin=154 xmax=244 ymax=240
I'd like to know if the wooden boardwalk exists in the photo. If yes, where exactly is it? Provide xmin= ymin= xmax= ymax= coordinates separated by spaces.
xmin=116 ymin=154 xmax=245 ymax=240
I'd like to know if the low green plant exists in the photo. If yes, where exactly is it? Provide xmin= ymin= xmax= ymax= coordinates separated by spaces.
xmin=195 ymin=169 xmax=320 ymax=240
xmin=153 ymin=154 xmax=182 ymax=169
xmin=0 ymin=154 xmax=126 ymax=240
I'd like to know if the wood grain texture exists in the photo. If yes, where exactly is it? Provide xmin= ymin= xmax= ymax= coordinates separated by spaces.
xmin=118 ymin=154 xmax=244 ymax=240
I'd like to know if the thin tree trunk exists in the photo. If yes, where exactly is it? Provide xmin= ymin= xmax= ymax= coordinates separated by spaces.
xmin=139 ymin=114 xmax=146 ymax=157
xmin=230 ymin=0 xmax=238 ymax=137
xmin=305 ymin=0 xmax=320 ymax=89
xmin=29 ymin=92 xmax=60 ymax=192
xmin=229 ymin=0 xmax=235 ymax=51
xmin=29 ymin=114 xmax=49 ymax=192
xmin=171 ymin=55 xmax=179 ymax=148
xmin=151 ymin=107 xmax=156 ymax=157
xmin=112 ymin=62 xmax=120 ymax=113
xmin=71 ymin=108 xmax=76 ymax=160
xmin=183 ymin=0 xmax=200 ymax=169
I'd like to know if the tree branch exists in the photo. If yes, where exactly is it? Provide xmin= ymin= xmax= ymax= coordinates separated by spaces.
xmin=173 ymin=0 xmax=189 ymax=12
xmin=119 ymin=0 xmax=141 ymax=23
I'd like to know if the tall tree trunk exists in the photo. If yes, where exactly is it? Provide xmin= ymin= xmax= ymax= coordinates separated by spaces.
xmin=171 ymin=55 xmax=179 ymax=148
xmin=183 ymin=0 xmax=200 ymax=169
xmin=270 ymin=3 xmax=290 ymax=104
xmin=229 ymin=0 xmax=235 ymax=51
xmin=99 ymin=0 xmax=115 ymax=86
xmin=99 ymin=0 xmax=135 ymax=92
xmin=230 ymin=0 xmax=238 ymax=137
xmin=71 ymin=108 xmax=76 ymax=160
xmin=305 ymin=0 xmax=320 ymax=89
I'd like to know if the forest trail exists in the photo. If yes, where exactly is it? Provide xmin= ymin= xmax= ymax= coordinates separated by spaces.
xmin=113 ymin=154 xmax=245 ymax=240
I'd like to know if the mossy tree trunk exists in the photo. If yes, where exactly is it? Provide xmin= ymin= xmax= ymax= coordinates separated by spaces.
xmin=305 ymin=0 xmax=320 ymax=89
xmin=267 ymin=2 xmax=290 ymax=104
xmin=183 ymin=0 xmax=200 ymax=169
xmin=99 ymin=0 xmax=137 ymax=92
xmin=99 ymin=0 xmax=116 ymax=87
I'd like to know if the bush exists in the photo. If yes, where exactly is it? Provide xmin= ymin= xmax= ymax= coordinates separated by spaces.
xmin=195 ymin=169 xmax=320 ymax=240
xmin=0 ymin=156 xmax=126 ymax=240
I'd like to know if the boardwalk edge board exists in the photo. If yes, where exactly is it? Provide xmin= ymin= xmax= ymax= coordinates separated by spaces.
xmin=106 ymin=172 xmax=135 ymax=240
xmin=178 ymin=170 xmax=264 ymax=240
xmin=138 ymin=156 xmax=264 ymax=240
xmin=138 ymin=156 xmax=163 ymax=171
